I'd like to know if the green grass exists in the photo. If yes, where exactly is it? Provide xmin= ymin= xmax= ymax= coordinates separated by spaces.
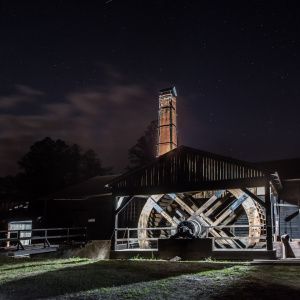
xmin=121 ymin=287 xmax=151 ymax=299
xmin=0 ymin=256 xmax=242 ymax=299
xmin=1 ymin=256 xmax=300 ymax=299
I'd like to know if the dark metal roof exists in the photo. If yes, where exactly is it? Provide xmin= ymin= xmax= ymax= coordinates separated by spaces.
xmin=281 ymin=179 xmax=300 ymax=205
xmin=254 ymin=158 xmax=300 ymax=180
xmin=107 ymin=146 xmax=274 ymax=196
xmin=51 ymin=174 xmax=121 ymax=200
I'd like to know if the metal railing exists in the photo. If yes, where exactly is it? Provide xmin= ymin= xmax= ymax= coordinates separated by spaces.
xmin=114 ymin=224 xmax=267 ymax=250
xmin=0 ymin=227 xmax=87 ymax=250
xmin=114 ymin=227 xmax=176 ymax=249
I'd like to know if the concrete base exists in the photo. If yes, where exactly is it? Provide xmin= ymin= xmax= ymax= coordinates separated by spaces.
xmin=158 ymin=238 xmax=213 ymax=260
xmin=110 ymin=239 xmax=277 ymax=261
xmin=274 ymin=240 xmax=300 ymax=258
xmin=252 ymin=258 xmax=300 ymax=265
xmin=212 ymin=249 xmax=276 ymax=260
xmin=110 ymin=249 xmax=158 ymax=259
xmin=8 ymin=246 xmax=58 ymax=257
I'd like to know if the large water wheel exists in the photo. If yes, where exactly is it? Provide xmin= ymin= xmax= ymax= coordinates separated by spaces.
xmin=137 ymin=189 xmax=266 ymax=249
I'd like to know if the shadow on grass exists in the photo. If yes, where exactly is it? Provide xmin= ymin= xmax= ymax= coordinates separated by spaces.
xmin=0 ymin=259 xmax=89 ymax=272
xmin=0 ymin=260 xmax=237 ymax=299
xmin=0 ymin=256 xmax=86 ymax=266
xmin=210 ymin=277 xmax=300 ymax=300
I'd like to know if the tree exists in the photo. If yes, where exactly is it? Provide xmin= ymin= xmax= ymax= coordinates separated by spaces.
xmin=79 ymin=149 xmax=112 ymax=181
xmin=18 ymin=137 xmax=112 ymax=197
xmin=0 ymin=175 xmax=18 ymax=194
xmin=127 ymin=120 xmax=158 ymax=171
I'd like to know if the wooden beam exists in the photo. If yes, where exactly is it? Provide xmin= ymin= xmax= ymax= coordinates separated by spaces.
xmin=174 ymin=206 xmax=190 ymax=220
xmin=241 ymin=188 xmax=266 ymax=208
xmin=137 ymin=194 xmax=164 ymax=249
xmin=184 ymin=191 xmax=242 ymax=248
xmin=193 ymin=190 xmax=226 ymax=215
xmin=111 ymin=177 xmax=267 ymax=196
xmin=205 ymin=192 xmax=233 ymax=217
xmin=115 ymin=196 xmax=135 ymax=215
xmin=211 ymin=194 xmax=249 ymax=226
xmin=184 ymin=194 xmax=199 ymax=211
xmin=265 ymin=183 xmax=273 ymax=250
xmin=169 ymin=193 xmax=237 ymax=248
xmin=168 ymin=193 xmax=195 ymax=216
xmin=196 ymin=214 xmax=238 ymax=248
xmin=149 ymin=196 xmax=178 ymax=227
xmin=221 ymin=205 xmax=245 ymax=226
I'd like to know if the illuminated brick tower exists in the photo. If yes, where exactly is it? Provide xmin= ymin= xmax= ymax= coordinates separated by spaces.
xmin=156 ymin=87 xmax=178 ymax=157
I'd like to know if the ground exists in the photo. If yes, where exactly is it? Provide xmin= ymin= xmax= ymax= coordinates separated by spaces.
xmin=0 ymin=256 xmax=300 ymax=299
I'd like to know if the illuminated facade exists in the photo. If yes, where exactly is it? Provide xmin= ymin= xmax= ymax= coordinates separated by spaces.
xmin=156 ymin=87 xmax=178 ymax=157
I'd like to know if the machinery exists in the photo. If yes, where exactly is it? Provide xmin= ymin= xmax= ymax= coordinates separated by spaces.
xmin=138 ymin=190 xmax=266 ymax=249
xmin=170 ymin=220 xmax=202 ymax=239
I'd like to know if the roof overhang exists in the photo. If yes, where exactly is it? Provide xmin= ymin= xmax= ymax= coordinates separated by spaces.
xmin=107 ymin=146 xmax=276 ymax=196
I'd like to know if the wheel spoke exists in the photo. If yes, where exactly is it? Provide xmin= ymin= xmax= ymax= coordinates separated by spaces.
xmin=193 ymin=214 xmax=238 ymax=248
xmin=205 ymin=193 xmax=233 ymax=217
xmin=168 ymin=193 xmax=195 ymax=216
xmin=137 ymin=188 xmax=265 ymax=250
xmin=211 ymin=193 xmax=248 ymax=226
xmin=193 ymin=190 xmax=226 ymax=215
xmin=148 ymin=196 xmax=178 ymax=227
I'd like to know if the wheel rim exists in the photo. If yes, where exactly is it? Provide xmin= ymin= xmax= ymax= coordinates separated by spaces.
xmin=138 ymin=190 xmax=266 ymax=249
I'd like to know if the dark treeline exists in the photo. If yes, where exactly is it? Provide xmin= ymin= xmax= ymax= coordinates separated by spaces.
xmin=127 ymin=120 xmax=157 ymax=171
xmin=0 ymin=120 xmax=158 ymax=198
xmin=0 ymin=137 xmax=112 ymax=198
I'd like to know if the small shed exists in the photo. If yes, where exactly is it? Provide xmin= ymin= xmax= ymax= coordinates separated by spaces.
xmin=45 ymin=175 xmax=120 ymax=240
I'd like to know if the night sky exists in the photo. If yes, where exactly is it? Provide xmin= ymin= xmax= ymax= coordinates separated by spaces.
xmin=0 ymin=0 xmax=299 ymax=176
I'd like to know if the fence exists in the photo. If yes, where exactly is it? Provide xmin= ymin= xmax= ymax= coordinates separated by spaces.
xmin=0 ymin=227 xmax=87 ymax=250
xmin=114 ymin=224 xmax=267 ymax=250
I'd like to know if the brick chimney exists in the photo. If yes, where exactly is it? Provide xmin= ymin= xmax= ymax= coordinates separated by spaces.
xmin=156 ymin=87 xmax=178 ymax=157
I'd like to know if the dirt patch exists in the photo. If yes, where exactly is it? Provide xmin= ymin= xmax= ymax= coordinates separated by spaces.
xmin=72 ymin=240 xmax=111 ymax=259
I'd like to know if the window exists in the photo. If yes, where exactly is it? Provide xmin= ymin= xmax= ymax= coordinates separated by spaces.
xmin=123 ymin=198 xmax=137 ymax=222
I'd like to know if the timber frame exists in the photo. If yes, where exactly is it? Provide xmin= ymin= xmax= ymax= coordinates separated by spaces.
xmin=107 ymin=146 xmax=281 ymax=252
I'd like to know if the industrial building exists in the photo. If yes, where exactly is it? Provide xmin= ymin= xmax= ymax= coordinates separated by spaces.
xmin=107 ymin=87 xmax=300 ymax=259
xmin=1 ymin=87 xmax=299 ymax=259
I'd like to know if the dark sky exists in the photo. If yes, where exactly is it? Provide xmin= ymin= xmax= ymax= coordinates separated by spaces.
xmin=0 ymin=0 xmax=299 ymax=176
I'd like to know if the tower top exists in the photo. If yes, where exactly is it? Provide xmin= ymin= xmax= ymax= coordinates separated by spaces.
xmin=159 ymin=87 xmax=177 ymax=97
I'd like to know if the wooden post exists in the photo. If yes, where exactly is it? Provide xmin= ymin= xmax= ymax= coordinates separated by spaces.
xmin=127 ymin=228 xmax=130 ymax=249
xmin=265 ymin=181 xmax=273 ymax=250
xmin=281 ymin=234 xmax=289 ymax=259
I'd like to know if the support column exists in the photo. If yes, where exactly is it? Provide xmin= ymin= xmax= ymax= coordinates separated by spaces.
xmin=111 ymin=195 xmax=119 ymax=251
xmin=265 ymin=181 xmax=273 ymax=250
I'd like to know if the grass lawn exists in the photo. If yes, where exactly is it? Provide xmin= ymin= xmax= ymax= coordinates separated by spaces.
xmin=1 ymin=255 xmax=300 ymax=299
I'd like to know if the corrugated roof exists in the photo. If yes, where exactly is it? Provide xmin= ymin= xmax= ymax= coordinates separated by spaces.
xmin=108 ymin=146 xmax=273 ymax=185
xmin=107 ymin=146 xmax=275 ymax=196
xmin=50 ymin=174 xmax=121 ymax=200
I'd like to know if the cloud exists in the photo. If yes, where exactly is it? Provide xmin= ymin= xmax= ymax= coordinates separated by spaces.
xmin=15 ymin=84 xmax=45 ymax=96
xmin=54 ymin=83 xmax=157 ymax=173
xmin=0 ymin=85 xmax=44 ymax=109
xmin=0 ymin=68 xmax=157 ymax=176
